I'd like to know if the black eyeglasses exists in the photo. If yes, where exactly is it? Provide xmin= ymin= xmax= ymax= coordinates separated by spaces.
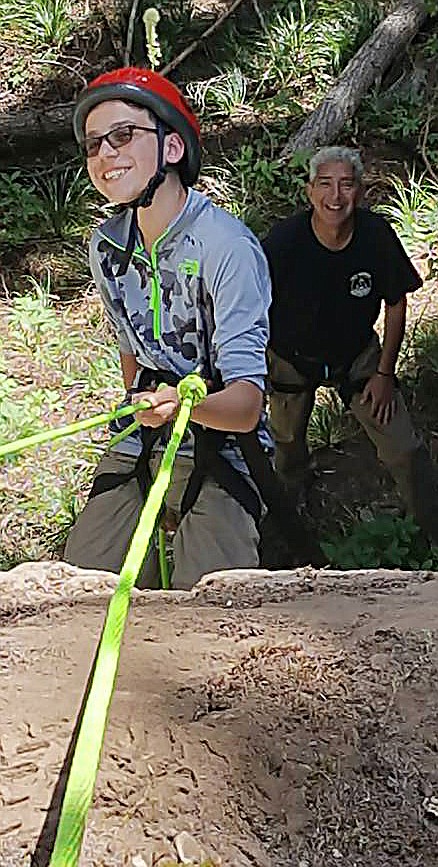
xmin=81 ymin=124 xmax=159 ymax=158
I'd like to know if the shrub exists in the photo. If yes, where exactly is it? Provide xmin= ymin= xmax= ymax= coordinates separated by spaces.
xmin=322 ymin=514 xmax=438 ymax=570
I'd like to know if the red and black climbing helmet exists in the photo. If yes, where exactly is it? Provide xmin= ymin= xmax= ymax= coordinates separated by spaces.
xmin=72 ymin=67 xmax=201 ymax=186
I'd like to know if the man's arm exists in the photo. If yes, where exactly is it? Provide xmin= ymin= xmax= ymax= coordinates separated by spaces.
xmin=360 ymin=296 xmax=407 ymax=424
xmin=379 ymin=296 xmax=407 ymax=374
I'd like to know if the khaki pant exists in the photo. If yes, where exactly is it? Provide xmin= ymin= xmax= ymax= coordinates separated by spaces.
xmin=64 ymin=452 xmax=259 ymax=590
xmin=268 ymin=334 xmax=438 ymax=543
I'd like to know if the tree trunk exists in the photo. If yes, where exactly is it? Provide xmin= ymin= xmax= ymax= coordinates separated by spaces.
xmin=92 ymin=0 xmax=131 ymax=60
xmin=280 ymin=0 xmax=428 ymax=159
xmin=0 ymin=0 xmax=131 ymax=160
xmin=0 ymin=105 xmax=76 ymax=160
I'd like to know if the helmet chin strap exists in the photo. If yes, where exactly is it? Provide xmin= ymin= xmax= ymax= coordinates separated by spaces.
xmin=117 ymin=121 xmax=168 ymax=277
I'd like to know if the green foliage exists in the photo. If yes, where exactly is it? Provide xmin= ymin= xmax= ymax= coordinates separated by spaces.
xmin=8 ymin=280 xmax=60 ymax=352
xmin=5 ymin=54 xmax=33 ymax=91
xmin=359 ymin=87 xmax=426 ymax=142
xmin=0 ymin=163 xmax=97 ymax=244
xmin=232 ymin=141 xmax=291 ymax=230
xmin=250 ymin=0 xmax=379 ymax=93
xmin=210 ymin=139 xmax=310 ymax=234
xmin=0 ymin=383 xmax=64 ymax=446
xmin=252 ymin=0 xmax=311 ymax=90
xmin=399 ymin=318 xmax=438 ymax=390
xmin=188 ymin=0 xmax=381 ymax=232
xmin=0 ymin=0 xmax=73 ymax=47
xmin=1 ymin=284 xmax=64 ymax=444
xmin=187 ymin=67 xmax=249 ymax=117
xmin=377 ymin=172 xmax=438 ymax=266
xmin=157 ymin=0 xmax=207 ymax=65
xmin=61 ymin=344 xmax=121 ymax=395
xmin=0 ymin=172 xmax=51 ymax=242
xmin=307 ymin=388 xmax=356 ymax=450
xmin=31 ymin=163 xmax=96 ymax=240
xmin=307 ymin=0 xmax=380 ymax=79
xmin=185 ymin=0 xmax=379 ymax=127
xmin=423 ymin=30 xmax=438 ymax=59
xmin=0 ymin=457 xmax=86 ymax=568
xmin=6 ymin=280 xmax=119 ymax=387
xmin=322 ymin=514 xmax=438 ymax=570
xmin=0 ymin=281 xmax=121 ymax=565
xmin=409 ymin=320 xmax=438 ymax=376
xmin=423 ymin=129 xmax=438 ymax=172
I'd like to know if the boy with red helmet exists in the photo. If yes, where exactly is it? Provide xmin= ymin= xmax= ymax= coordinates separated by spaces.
xmin=64 ymin=67 xmax=275 ymax=588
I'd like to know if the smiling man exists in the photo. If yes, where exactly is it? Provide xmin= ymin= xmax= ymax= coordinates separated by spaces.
xmin=263 ymin=146 xmax=438 ymax=543
xmin=64 ymin=67 xmax=274 ymax=588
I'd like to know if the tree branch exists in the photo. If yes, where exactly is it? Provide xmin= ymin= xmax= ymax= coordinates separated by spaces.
xmin=280 ymin=0 xmax=428 ymax=160
xmin=160 ymin=0 xmax=247 ymax=77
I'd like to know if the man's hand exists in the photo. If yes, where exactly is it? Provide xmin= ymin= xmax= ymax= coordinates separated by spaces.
xmin=360 ymin=372 xmax=396 ymax=425
xmin=132 ymin=386 xmax=180 ymax=428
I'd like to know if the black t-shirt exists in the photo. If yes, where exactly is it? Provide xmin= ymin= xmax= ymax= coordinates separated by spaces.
xmin=263 ymin=208 xmax=422 ymax=368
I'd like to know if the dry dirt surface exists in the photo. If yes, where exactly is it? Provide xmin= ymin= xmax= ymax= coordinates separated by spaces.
xmin=1 ymin=563 xmax=438 ymax=867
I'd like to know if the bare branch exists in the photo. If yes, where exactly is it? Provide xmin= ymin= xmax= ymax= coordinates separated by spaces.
xmin=160 ymin=0 xmax=247 ymax=77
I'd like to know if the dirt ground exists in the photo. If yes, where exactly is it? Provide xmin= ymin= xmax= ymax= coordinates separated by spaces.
xmin=1 ymin=564 xmax=438 ymax=866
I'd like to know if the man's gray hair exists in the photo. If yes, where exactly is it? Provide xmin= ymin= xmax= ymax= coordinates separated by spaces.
xmin=309 ymin=147 xmax=364 ymax=183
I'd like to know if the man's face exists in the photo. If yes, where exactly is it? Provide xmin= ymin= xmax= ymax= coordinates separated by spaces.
xmin=84 ymin=101 xmax=161 ymax=203
xmin=306 ymin=160 xmax=361 ymax=228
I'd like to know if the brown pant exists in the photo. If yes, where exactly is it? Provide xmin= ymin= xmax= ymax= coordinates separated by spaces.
xmin=268 ymin=334 xmax=438 ymax=542
xmin=64 ymin=452 xmax=259 ymax=590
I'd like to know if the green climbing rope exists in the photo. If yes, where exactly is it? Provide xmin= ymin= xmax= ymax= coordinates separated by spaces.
xmin=0 ymin=401 xmax=152 ymax=459
xmin=158 ymin=526 xmax=170 ymax=589
xmin=48 ymin=373 xmax=207 ymax=867
xmin=107 ymin=419 xmax=140 ymax=449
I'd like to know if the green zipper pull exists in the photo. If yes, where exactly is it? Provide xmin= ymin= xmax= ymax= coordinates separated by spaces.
xmin=150 ymin=269 xmax=161 ymax=340
xmin=149 ymin=228 xmax=169 ymax=341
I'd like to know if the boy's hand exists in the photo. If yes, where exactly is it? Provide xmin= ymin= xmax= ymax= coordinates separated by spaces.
xmin=132 ymin=386 xmax=180 ymax=428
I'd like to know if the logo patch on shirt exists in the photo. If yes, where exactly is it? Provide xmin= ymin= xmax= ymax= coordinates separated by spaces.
xmin=178 ymin=258 xmax=200 ymax=276
xmin=350 ymin=272 xmax=372 ymax=297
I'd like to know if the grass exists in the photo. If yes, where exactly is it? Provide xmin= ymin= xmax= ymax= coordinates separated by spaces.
xmin=307 ymin=388 xmax=358 ymax=451
xmin=184 ymin=0 xmax=380 ymax=128
xmin=185 ymin=0 xmax=381 ymax=235
xmin=399 ymin=315 xmax=438 ymax=383
xmin=360 ymin=87 xmax=426 ymax=142
xmin=0 ymin=162 xmax=98 ymax=245
xmin=377 ymin=171 xmax=438 ymax=271
xmin=249 ymin=0 xmax=380 ymax=96
xmin=0 ymin=284 xmax=121 ymax=568
xmin=0 ymin=0 xmax=74 ymax=47
xmin=187 ymin=66 xmax=249 ymax=117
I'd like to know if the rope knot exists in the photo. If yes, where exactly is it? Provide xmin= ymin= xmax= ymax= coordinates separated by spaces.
xmin=177 ymin=373 xmax=207 ymax=406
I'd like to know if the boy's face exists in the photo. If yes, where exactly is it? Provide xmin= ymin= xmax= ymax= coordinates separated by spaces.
xmin=84 ymin=100 xmax=184 ymax=203
xmin=306 ymin=160 xmax=361 ymax=229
